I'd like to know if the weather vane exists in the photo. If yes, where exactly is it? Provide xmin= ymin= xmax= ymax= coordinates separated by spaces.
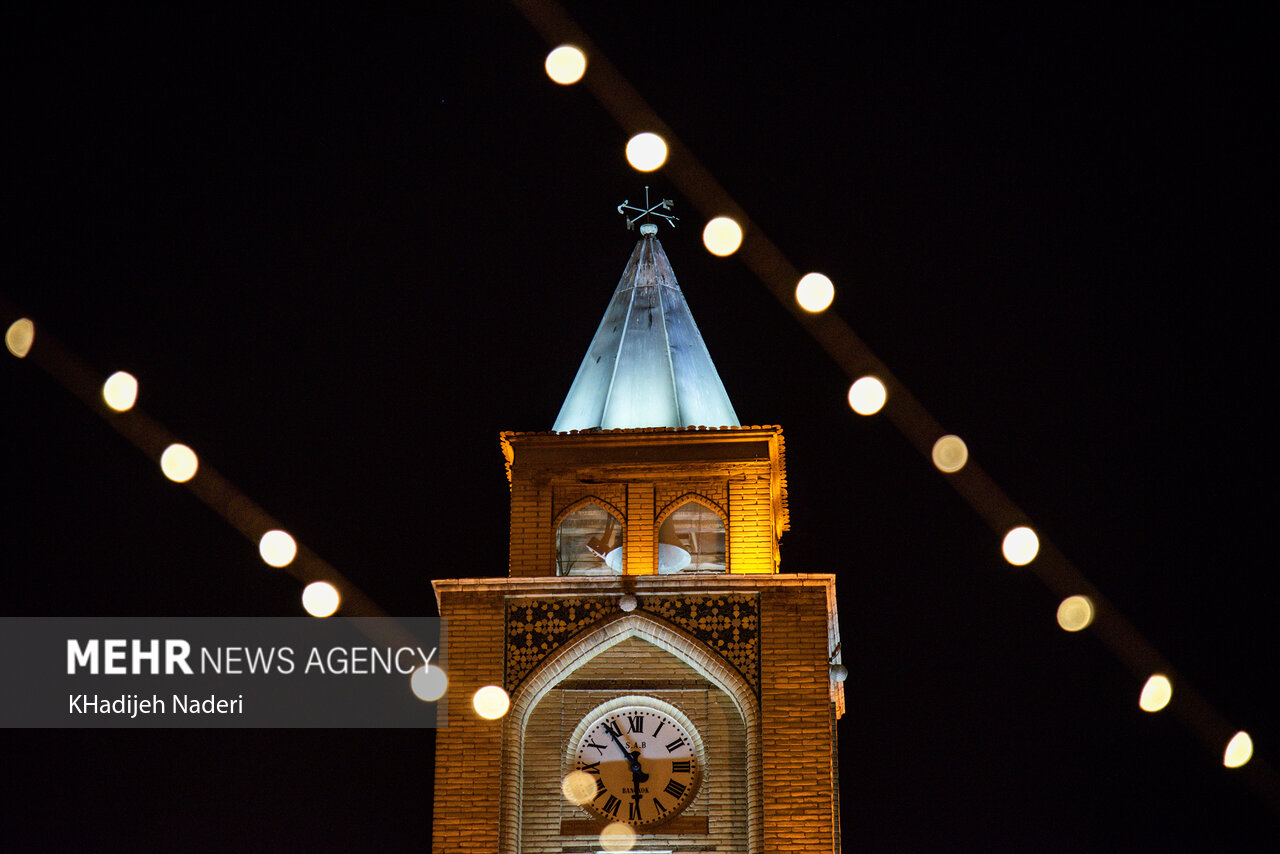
xmin=617 ymin=186 xmax=678 ymax=231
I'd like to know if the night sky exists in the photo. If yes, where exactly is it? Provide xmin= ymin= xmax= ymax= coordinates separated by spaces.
xmin=4 ymin=3 xmax=1276 ymax=850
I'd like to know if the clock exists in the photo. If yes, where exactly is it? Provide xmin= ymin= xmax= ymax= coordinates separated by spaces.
xmin=569 ymin=699 xmax=703 ymax=828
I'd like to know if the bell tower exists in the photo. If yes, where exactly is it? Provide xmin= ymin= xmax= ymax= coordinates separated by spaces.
xmin=433 ymin=218 xmax=844 ymax=853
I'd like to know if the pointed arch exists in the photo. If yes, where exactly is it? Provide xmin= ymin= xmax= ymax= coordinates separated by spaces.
xmin=554 ymin=497 xmax=625 ymax=576
xmin=656 ymin=493 xmax=728 ymax=574
xmin=499 ymin=610 xmax=761 ymax=854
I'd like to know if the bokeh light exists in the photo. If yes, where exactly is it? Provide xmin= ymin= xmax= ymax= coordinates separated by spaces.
xmin=560 ymin=770 xmax=596 ymax=805
xmin=102 ymin=371 xmax=138 ymax=411
xmin=159 ymin=443 xmax=199 ymax=483
xmin=598 ymin=821 xmax=637 ymax=853
xmin=795 ymin=273 xmax=835 ymax=312
xmin=1139 ymin=674 xmax=1172 ymax=712
xmin=5 ymin=318 xmax=35 ymax=358
xmin=625 ymin=132 xmax=667 ymax=172
xmin=1001 ymin=526 xmax=1039 ymax=565
xmin=931 ymin=434 xmax=969 ymax=473
xmin=702 ymin=216 xmax=743 ymax=256
xmin=1056 ymin=595 xmax=1094 ymax=631
xmin=411 ymin=664 xmax=448 ymax=702
xmin=301 ymin=581 xmax=340 ymax=617
xmin=1224 ymin=731 xmax=1253 ymax=768
xmin=544 ymin=45 xmax=586 ymax=84
xmin=847 ymin=376 xmax=886 ymax=415
xmin=258 ymin=530 xmax=298 ymax=568
xmin=473 ymin=685 xmax=511 ymax=720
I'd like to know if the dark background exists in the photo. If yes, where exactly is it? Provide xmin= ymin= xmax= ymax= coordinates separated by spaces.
xmin=4 ymin=3 xmax=1275 ymax=850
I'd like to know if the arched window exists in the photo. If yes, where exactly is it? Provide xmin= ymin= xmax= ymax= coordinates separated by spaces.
xmin=556 ymin=502 xmax=624 ymax=575
xmin=658 ymin=500 xmax=726 ymax=573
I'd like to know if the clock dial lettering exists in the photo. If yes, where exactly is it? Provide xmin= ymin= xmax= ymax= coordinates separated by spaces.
xmin=665 ymin=737 xmax=686 ymax=753
xmin=627 ymin=800 xmax=643 ymax=821
xmin=602 ymin=794 xmax=622 ymax=817
xmin=671 ymin=760 xmax=692 ymax=773
xmin=580 ymin=760 xmax=601 ymax=775
xmin=604 ymin=720 xmax=623 ymax=738
xmin=585 ymin=739 xmax=607 ymax=755
xmin=652 ymin=796 xmax=667 ymax=814
xmin=626 ymin=714 xmax=644 ymax=734
xmin=663 ymin=779 xmax=687 ymax=799
xmin=651 ymin=720 xmax=666 ymax=737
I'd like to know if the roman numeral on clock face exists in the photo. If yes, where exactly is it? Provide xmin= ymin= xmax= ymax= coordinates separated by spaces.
xmin=651 ymin=720 xmax=665 ymax=737
xmin=663 ymin=779 xmax=687 ymax=799
xmin=626 ymin=714 xmax=644 ymax=734
xmin=652 ymin=796 xmax=667 ymax=815
xmin=665 ymin=737 xmax=686 ymax=752
xmin=585 ymin=740 xmax=607 ymax=755
xmin=671 ymin=760 xmax=692 ymax=773
xmin=579 ymin=761 xmax=600 ymax=775
xmin=627 ymin=800 xmax=643 ymax=821
xmin=605 ymin=721 xmax=623 ymax=738
xmin=601 ymin=794 xmax=621 ymax=817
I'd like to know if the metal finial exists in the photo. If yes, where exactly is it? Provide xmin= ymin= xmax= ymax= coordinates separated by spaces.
xmin=616 ymin=186 xmax=678 ymax=232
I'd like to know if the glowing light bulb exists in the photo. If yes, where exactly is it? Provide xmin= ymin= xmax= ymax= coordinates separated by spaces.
xmin=626 ymin=132 xmax=667 ymax=172
xmin=702 ymin=216 xmax=743 ymax=256
xmin=102 ymin=371 xmax=139 ymax=411
xmin=301 ymin=581 xmax=340 ymax=617
xmin=847 ymin=376 xmax=886 ymax=415
xmin=599 ymin=821 xmax=637 ymax=852
xmin=544 ymin=45 xmax=586 ymax=84
xmin=473 ymin=685 xmax=510 ymax=720
xmin=258 ymin=530 xmax=297 ymax=568
xmin=561 ymin=770 xmax=596 ymax=805
xmin=411 ymin=664 xmax=448 ymax=702
xmin=1056 ymin=595 xmax=1094 ymax=632
xmin=1002 ymin=526 xmax=1039 ymax=565
xmin=6 ymin=318 xmax=35 ymax=357
xmin=931 ymin=434 xmax=969 ymax=473
xmin=795 ymin=273 xmax=835 ymax=312
xmin=1223 ymin=731 xmax=1253 ymax=768
xmin=1139 ymin=674 xmax=1172 ymax=712
xmin=159 ymin=444 xmax=199 ymax=483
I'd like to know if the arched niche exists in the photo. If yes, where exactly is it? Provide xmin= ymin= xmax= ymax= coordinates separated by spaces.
xmin=500 ymin=611 xmax=761 ymax=854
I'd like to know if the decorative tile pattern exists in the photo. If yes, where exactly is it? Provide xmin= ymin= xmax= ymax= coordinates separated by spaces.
xmin=505 ymin=593 xmax=760 ymax=695
xmin=505 ymin=598 xmax=613 ymax=690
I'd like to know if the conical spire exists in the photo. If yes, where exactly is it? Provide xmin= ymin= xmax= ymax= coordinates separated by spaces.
xmin=553 ymin=227 xmax=740 ymax=431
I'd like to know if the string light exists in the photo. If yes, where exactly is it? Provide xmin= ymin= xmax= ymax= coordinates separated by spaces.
xmin=703 ymin=216 xmax=743 ymax=256
xmin=102 ymin=371 xmax=138 ymax=411
xmin=847 ymin=376 xmax=886 ymax=415
xmin=5 ymin=318 xmax=35 ymax=357
xmin=411 ymin=664 xmax=448 ymax=702
xmin=1001 ymin=526 xmax=1039 ymax=565
xmin=625 ymin=132 xmax=667 ymax=171
xmin=1056 ymin=595 xmax=1094 ymax=631
xmin=931 ymin=434 xmax=968 ymax=473
xmin=473 ymin=685 xmax=510 ymax=719
xmin=1223 ymin=731 xmax=1253 ymax=768
xmin=159 ymin=444 xmax=199 ymax=483
xmin=1139 ymin=674 xmax=1172 ymax=712
xmin=301 ymin=581 xmax=340 ymax=617
xmin=795 ymin=273 xmax=835 ymax=312
xmin=258 ymin=530 xmax=298 ymax=568
xmin=544 ymin=45 xmax=586 ymax=84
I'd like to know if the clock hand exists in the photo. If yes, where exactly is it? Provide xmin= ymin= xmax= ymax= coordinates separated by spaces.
xmin=602 ymin=724 xmax=643 ymax=774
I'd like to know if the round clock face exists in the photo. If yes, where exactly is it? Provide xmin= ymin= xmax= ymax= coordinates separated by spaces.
xmin=571 ymin=703 xmax=702 ymax=828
